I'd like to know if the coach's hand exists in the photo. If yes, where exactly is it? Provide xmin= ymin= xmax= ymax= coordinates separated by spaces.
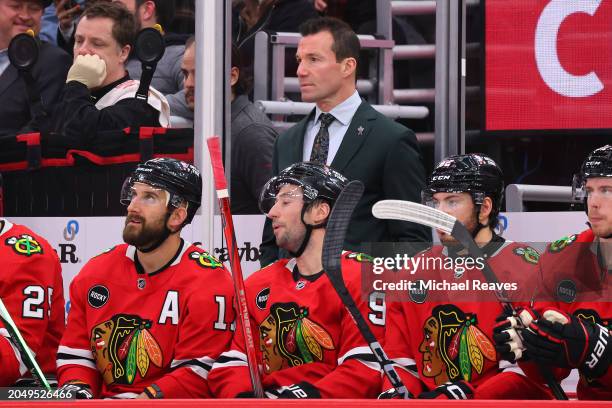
xmin=67 ymin=54 xmax=107 ymax=89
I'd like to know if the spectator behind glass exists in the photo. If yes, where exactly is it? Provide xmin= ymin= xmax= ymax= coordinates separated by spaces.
xmin=55 ymin=0 xmax=193 ymax=122
xmin=181 ymin=38 xmax=276 ymax=214
xmin=57 ymin=0 xmax=193 ymax=120
xmin=22 ymin=1 xmax=170 ymax=147
xmin=0 ymin=0 xmax=71 ymax=136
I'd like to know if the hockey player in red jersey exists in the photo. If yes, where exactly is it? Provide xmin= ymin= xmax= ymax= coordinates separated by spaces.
xmin=380 ymin=154 xmax=552 ymax=400
xmin=496 ymin=145 xmax=611 ymax=400
xmin=208 ymin=162 xmax=384 ymax=398
xmin=0 ymin=218 xmax=64 ymax=386
xmin=56 ymin=158 xmax=235 ymax=399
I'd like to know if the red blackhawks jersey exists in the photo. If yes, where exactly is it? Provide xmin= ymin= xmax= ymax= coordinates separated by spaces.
xmin=382 ymin=238 xmax=553 ymax=399
xmin=0 ymin=219 xmax=64 ymax=385
xmin=208 ymin=251 xmax=385 ymax=398
xmin=57 ymin=241 xmax=235 ymax=398
xmin=533 ymin=229 xmax=611 ymax=400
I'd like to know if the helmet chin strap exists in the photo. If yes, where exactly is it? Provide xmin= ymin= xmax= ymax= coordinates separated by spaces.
xmin=287 ymin=205 xmax=326 ymax=258
xmin=137 ymin=212 xmax=173 ymax=253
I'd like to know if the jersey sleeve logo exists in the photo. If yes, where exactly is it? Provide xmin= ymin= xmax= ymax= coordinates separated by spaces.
xmin=548 ymin=234 xmax=577 ymax=253
xmin=346 ymin=252 xmax=374 ymax=263
xmin=5 ymin=234 xmax=43 ymax=256
xmin=189 ymin=250 xmax=223 ymax=269
xmin=91 ymin=314 xmax=163 ymax=386
xmin=420 ymin=304 xmax=496 ymax=385
xmin=512 ymin=246 xmax=540 ymax=264
xmin=260 ymin=302 xmax=334 ymax=374
xmin=92 ymin=246 xmax=117 ymax=259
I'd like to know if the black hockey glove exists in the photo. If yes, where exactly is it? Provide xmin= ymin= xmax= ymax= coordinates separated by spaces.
xmin=522 ymin=308 xmax=611 ymax=378
xmin=492 ymin=308 xmax=536 ymax=362
xmin=58 ymin=381 xmax=94 ymax=399
xmin=417 ymin=381 xmax=474 ymax=399
xmin=277 ymin=382 xmax=321 ymax=399
xmin=378 ymin=388 xmax=414 ymax=399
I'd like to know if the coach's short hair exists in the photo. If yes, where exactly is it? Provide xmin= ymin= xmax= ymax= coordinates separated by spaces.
xmin=299 ymin=17 xmax=360 ymax=62
xmin=82 ymin=1 xmax=136 ymax=48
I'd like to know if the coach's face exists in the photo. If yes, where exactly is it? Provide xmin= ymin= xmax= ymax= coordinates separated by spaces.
xmin=296 ymin=30 xmax=353 ymax=111
xmin=586 ymin=177 xmax=612 ymax=238
xmin=0 ymin=0 xmax=43 ymax=50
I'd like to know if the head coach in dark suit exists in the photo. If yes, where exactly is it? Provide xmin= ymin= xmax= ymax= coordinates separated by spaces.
xmin=0 ymin=0 xmax=71 ymax=136
xmin=259 ymin=16 xmax=430 ymax=266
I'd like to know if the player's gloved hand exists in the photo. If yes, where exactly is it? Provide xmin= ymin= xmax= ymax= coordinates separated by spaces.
xmin=378 ymin=388 xmax=413 ymax=399
xmin=277 ymin=382 xmax=321 ymax=398
xmin=66 ymin=54 xmax=107 ymax=89
xmin=521 ymin=308 xmax=611 ymax=378
xmin=417 ymin=381 xmax=474 ymax=399
xmin=492 ymin=308 xmax=536 ymax=362
xmin=58 ymin=380 xmax=94 ymax=399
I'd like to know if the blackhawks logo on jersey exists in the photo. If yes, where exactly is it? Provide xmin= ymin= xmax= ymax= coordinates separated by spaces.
xmin=189 ymin=250 xmax=223 ymax=269
xmin=5 ymin=234 xmax=43 ymax=256
xmin=260 ymin=302 xmax=334 ymax=374
xmin=420 ymin=305 xmax=496 ymax=385
xmin=548 ymin=234 xmax=577 ymax=253
xmin=513 ymin=246 xmax=539 ymax=264
xmin=91 ymin=314 xmax=163 ymax=385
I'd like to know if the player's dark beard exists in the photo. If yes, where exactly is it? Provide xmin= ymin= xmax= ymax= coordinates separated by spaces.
xmin=122 ymin=213 xmax=168 ymax=248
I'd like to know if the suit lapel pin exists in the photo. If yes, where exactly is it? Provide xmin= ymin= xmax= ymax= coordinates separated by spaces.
xmin=357 ymin=126 xmax=364 ymax=136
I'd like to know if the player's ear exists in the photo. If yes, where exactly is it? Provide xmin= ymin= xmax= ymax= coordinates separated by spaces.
xmin=310 ymin=200 xmax=330 ymax=226
xmin=168 ymin=205 xmax=188 ymax=232
xmin=478 ymin=197 xmax=493 ymax=226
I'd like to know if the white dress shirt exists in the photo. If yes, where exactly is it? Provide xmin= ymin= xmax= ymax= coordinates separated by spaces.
xmin=302 ymin=90 xmax=362 ymax=165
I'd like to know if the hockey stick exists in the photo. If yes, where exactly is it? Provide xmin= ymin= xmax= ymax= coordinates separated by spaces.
xmin=372 ymin=199 xmax=568 ymax=400
xmin=321 ymin=181 xmax=411 ymax=399
xmin=206 ymin=136 xmax=264 ymax=398
xmin=0 ymin=297 xmax=50 ymax=389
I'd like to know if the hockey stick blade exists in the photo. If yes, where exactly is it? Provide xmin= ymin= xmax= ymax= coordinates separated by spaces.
xmin=206 ymin=136 xmax=264 ymax=398
xmin=373 ymin=199 xmax=568 ymax=400
xmin=0 ymin=298 xmax=50 ymax=389
xmin=322 ymin=181 xmax=411 ymax=399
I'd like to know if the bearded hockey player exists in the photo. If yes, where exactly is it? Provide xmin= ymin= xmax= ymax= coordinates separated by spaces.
xmin=208 ymin=162 xmax=384 ymax=398
xmin=56 ymin=158 xmax=235 ymax=399
xmin=497 ymin=145 xmax=611 ymax=400
xmin=0 ymin=218 xmax=64 ymax=386
xmin=380 ymin=154 xmax=552 ymax=400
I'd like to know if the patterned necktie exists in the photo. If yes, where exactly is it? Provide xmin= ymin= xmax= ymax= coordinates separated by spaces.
xmin=309 ymin=113 xmax=335 ymax=164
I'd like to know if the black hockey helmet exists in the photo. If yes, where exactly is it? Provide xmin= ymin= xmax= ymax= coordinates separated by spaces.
xmin=423 ymin=153 xmax=504 ymax=227
xmin=121 ymin=158 xmax=202 ymax=225
xmin=259 ymin=161 xmax=349 ymax=215
xmin=572 ymin=145 xmax=612 ymax=201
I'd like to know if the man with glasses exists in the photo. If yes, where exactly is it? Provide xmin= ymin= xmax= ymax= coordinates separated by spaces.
xmin=56 ymin=158 xmax=235 ymax=399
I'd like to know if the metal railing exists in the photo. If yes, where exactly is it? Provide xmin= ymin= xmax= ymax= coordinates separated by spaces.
xmin=253 ymin=31 xmax=396 ymax=105
xmin=256 ymin=100 xmax=429 ymax=119
xmin=505 ymin=184 xmax=581 ymax=212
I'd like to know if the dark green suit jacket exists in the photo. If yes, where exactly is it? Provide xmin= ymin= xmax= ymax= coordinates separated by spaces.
xmin=260 ymin=101 xmax=431 ymax=266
